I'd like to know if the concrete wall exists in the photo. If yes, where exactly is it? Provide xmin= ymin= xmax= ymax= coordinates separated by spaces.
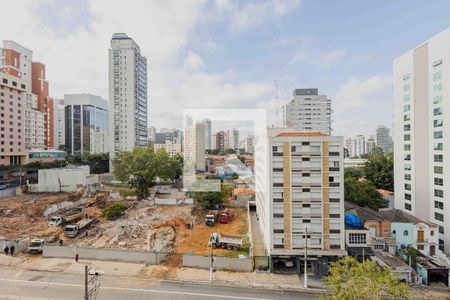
xmin=182 ymin=253 xmax=253 ymax=272
xmin=28 ymin=166 xmax=98 ymax=193
xmin=0 ymin=238 xmax=29 ymax=253
xmin=0 ymin=187 xmax=16 ymax=198
xmin=43 ymin=245 xmax=167 ymax=264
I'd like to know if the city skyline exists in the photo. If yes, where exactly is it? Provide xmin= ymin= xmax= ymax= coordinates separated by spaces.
xmin=2 ymin=1 xmax=450 ymax=137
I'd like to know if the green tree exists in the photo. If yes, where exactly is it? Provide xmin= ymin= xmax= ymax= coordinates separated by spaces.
xmin=224 ymin=148 xmax=236 ymax=154
xmin=67 ymin=153 xmax=110 ymax=174
xmin=113 ymin=148 xmax=176 ymax=199
xmin=364 ymin=150 xmax=394 ymax=191
xmin=323 ymin=256 xmax=409 ymax=300
xmin=344 ymin=167 xmax=364 ymax=179
xmin=103 ymin=202 xmax=127 ymax=220
xmin=345 ymin=177 xmax=388 ymax=210
xmin=192 ymin=183 xmax=232 ymax=209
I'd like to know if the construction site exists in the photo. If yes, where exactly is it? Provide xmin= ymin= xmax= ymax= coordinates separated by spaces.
xmin=0 ymin=185 xmax=250 ymax=265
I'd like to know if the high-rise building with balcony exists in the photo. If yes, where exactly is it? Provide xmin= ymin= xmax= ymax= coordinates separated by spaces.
xmin=0 ymin=72 xmax=27 ymax=165
xmin=283 ymin=89 xmax=332 ymax=135
xmin=64 ymin=94 xmax=109 ymax=155
xmin=376 ymin=126 xmax=393 ymax=153
xmin=255 ymin=128 xmax=346 ymax=274
xmin=203 ymin=119 xmax=212 ymax=151
xmin=109 ymin=33 xmax=148 ymax=157
xmin=0 ymin=41 xmax=52 ymax=149
xmin=394 ymin=28 xmax=450 ymax=253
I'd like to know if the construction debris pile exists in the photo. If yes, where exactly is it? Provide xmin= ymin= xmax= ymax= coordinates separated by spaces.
xmin=74 ymin=205 xmax=195 ymax=252
xmin=0 ymin=191 xmax=83 ymax=240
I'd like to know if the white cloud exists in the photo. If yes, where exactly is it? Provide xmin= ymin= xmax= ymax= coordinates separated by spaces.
xmin=214 ymin=0 xmax=301 ymax=33
xmin=0 ymin=0 xmax=278 ymax=129
xmin=317 ymin=49 xmax=347 ymax=67
xmin=332 ymin=75 xmax=393 ymax=136
xmin=334 ymin=75 xmax=392 ymax=112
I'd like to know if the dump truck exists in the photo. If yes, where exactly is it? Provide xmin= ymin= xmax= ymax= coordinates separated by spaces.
xmin=27 ymin=238 xmax=45 ymax=254
xmin=64 ymin=218 xmax=95 ymax=238
xmin=205 ymin=210 xmax=220 ymax=227
xmin=218 ymin=208 xmax=235 ymax=224
xmin=208 ymin=232 xmax=243 ymax=251
xmin=48 ymin=211 xmax=83 ymax=227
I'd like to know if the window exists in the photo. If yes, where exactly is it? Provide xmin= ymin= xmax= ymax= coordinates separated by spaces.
xmin=403 ymin=230 xmax=408 ymax=236
xmin=404 ymin=134 xmax=410 ymax=141
xmin=433 ymin=59 xmax=443 ymax=67
xmin=434 ymin=201 xmax=444 ymax=210
xmin=348 ymin=233 xmax=367 ymax=244
xmin=403 ymin=84 xmax=410 ymax=92
xmin=404 ymin=154 xmax=411 ymax=161
xmin=404 ymin=164 xmax=411 ymax=171
xmin=404 ymin=124 xmax=410 ymax=131
xmin=433 ymin=71 xmax=442 ymax=81
xmin=434 ymin=166 xmax=443 ymax=174
xmin=404 ymin=144 xmax=411 ymax=151
xmin=404 ymin=183 xmax=411 ymax=191
xmin=273 ymin=213 xmax=284 ymax=218
xmin=433 ymin=95 xmax=442 ymax=105
xmin=434 ymin=119 xmax=443 ymax=127
xmin=434 ymin=177 xmax=443 ymax=186
xmin=434 ymin=142 xmax=443 ymax=150
xmin=433 ymin=83 xmax=442 ymax=92
xmin=403 ymin=104 xmax=411 ymax=112
xmin=434 ymin=131 xmax=443 ymax=139
xmin=405 ymin=203 xmax=411 ymax=211
xmin=434 ymin=189 xmax=443 ymax=198
xmin=405 ymin=193 xmax=411 ymax=200
xmin=404 ymin=115 xmax=410 ymax=121
xmin=330 ymin=214 xmax=340 ymax=218
xmin=434 ymin=107 xmax=443 ymax=116
xmin=403 ymin=94 xmax=410 ymax=101
xmin=392 ymin=230 xmax=396 ymax=235
xmin=439 ymin=226 xmax=444 ymax=234
xmin=435 ymin=212 xmax=444 ymax=222
xmin=404 ymin=174 xmax=411 ymax=180
xmin=302 ymin=188 xmax=310 ymax=192
xmin=403 ymin=73 xmax=410 ymax=80
xmin=431 ymin=230 xmax=434 ymax=236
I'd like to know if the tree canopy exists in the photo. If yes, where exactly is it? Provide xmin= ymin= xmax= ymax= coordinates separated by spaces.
xmin=67 ymin=152 xmax=110 ymax=174
xmin=192 ymin=183 xmax=233 ymax=209
xmin=363 ymin=150 xmax=394 ymax=191
xmin=345 ymin=177 xmax=388 ymax=210
xmin=323 ymin=256 xmax=409 ymax=300
xmin=113 ymin=148 xmax=178 ymax=199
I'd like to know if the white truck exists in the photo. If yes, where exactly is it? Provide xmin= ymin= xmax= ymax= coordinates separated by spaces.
xmin=208 ymin=232 xmax=243 ymax=251
xmin=64 ymin=218 xmax=95 ymax=238
xmin=48 ymin=211 xmax=83 ymax=227
xmin=27 ymin=239 xmax=45 ymax=254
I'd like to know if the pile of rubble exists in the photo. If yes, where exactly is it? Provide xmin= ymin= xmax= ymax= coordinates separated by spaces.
xmin=75 ymin=205 xmax=194 ymax=253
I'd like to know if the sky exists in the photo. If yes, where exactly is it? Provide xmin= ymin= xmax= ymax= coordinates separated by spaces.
xmin=1 ymin=0 xmax=450 ymax=138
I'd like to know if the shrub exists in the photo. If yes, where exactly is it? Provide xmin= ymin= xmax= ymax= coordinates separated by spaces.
xmin=103 ymin=202 xmax=127 ymax=220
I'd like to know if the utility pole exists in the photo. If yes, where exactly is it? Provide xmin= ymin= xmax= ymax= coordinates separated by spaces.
xmin=209 ymin=243 xmax=214 ymax=282
xmin=304 ymin=227 xmax=308 ymax=288
xmin=84 ymin=265 xmax=89 ymax=300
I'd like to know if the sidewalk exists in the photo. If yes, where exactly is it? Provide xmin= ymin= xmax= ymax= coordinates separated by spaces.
xmin=0 ymin=254 xmax=323 ymax=293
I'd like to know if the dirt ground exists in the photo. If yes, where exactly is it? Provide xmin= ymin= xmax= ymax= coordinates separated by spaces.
xmin=173 ymin=207 xmax=248 ymax=257
xmin=0 ymin=192 xmax=82 ymax=240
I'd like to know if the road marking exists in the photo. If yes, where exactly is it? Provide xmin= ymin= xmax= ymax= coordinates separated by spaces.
xmin=0 ymin=278 xmax=282 ymax=300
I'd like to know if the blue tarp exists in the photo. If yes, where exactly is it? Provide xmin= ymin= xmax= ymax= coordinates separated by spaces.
xmin=345 ymin=213 xmax=363 ymax=229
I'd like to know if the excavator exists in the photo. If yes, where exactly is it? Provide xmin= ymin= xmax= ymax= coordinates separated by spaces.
xmin=85 ymin=191 xmax=109 ymax=208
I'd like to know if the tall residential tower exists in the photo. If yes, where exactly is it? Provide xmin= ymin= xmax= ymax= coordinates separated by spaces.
xmin=283 ymin=88 xmax=332 ymax=135
xmin=109 ymin=33 xmax=148 ymax=157
xmin=394 ymin=28 xmax=450 ymax=253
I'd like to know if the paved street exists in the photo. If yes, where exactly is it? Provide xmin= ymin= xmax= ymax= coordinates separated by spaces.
xmin=0 ymin=266 xmax=319 ymax=300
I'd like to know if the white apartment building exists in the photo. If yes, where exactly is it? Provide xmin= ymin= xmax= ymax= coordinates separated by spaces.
xmin=203 ymin=119 xmax=212 ymax=150
xmin=53 ymin=98 xmax=65 ymax=149
xmin=255 ymin=128 xmax=346 ymax=275
xmin=394 ymin=28 xmax=450 ymax=253
xmin=184 ymin=118 xmax=205 ymax=172
xmin=24 ymin=92 xmax=45 ymax=149
xmin=227 ymin=128 xmax=240 ymax=149
xmin=154 ymin=140 xmax=182 ymax=157
xmin=345 ymin=135 xmax=368 ymax=158
xmin=245 ymin=135 xmax=255 ymax=154
xmin=109 ymin=33 xmax=148 ymax=157
xmin=283 ymin=89 xmax=332 ymax=135
xmin=376 ymin=126 xmax=393 ymax=153
xmin=64 ymin=94 xmax=109 ymax=155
